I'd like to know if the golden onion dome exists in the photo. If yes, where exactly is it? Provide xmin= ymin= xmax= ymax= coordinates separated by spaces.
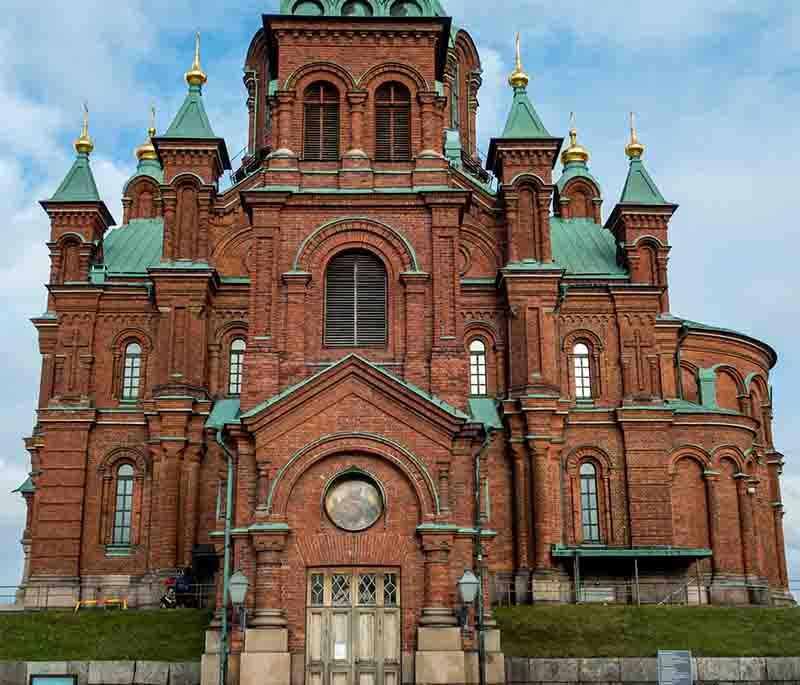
xmin=625 ymin=112 xmax=645 ymax=159
xmin=74 ymin=104 xmax=94 ymax=155
xmin=508 ymin=32 xmax=530 ymax=89
xmin=135 ymin=107 xmax=158 ymax=162
xmin=561 ymin=114 xmax=590 ymax=165
xmin=185 ymin=32 xmax=208 ymax=87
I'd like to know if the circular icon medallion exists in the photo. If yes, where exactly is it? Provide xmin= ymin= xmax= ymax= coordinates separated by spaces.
xmin=325 ymin=477 xmax=384 ymax=532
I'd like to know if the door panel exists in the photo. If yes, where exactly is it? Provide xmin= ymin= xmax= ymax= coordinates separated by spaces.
xmin=307 ymin=569 xmax=401 ymax=685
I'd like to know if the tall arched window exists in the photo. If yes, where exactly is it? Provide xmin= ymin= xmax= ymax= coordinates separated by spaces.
xmin=580 ymin=462 xmax=600 ymax=543
xmin=375 ymin=82 xmax=411 ymax=162
xmin=113 ymin=464 xmax=135 ymax=545
xmin=469 ymin=339 xmax=487 ymax=396
xmin=451 ymin=63 xmax=461 ymax=129
xmin=325 ymin=250 xmax=387 ymax=347
xmin=304 ymin=82 xmax=340 ymax=161
xmin=122 ymin=343 xmax=142 ymax=401
xmin=228 ymin=338 xmax=246 ymax=396
xmin=573 ymin=343 xmax=592 ymax=399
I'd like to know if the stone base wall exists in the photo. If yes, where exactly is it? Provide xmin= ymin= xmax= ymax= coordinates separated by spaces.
xmin=506 ymin=657 xmax=800 ymax=685
xmin=0 ymin=661 xmax=200 ymax=685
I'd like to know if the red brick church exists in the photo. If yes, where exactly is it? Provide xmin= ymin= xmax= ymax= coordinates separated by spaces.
xmin=14 ymin=0 xmax=790 ymax=682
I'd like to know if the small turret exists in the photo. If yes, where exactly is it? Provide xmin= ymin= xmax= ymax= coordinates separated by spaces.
xmin=555 ymin=113 xmax=601 ymax=222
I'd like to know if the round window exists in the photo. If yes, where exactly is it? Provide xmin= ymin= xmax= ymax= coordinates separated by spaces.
xmin=390 ymin=0 xmax=423 ymax=16
xmin=293 ymin=0 xmax=325 ymax=15
xmin=325 ymin=474 xmax=384 ymax=532
xmin=341 ymin=0 xmax=374 ymax=16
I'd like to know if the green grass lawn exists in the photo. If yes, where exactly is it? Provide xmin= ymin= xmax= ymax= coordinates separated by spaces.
xmin=495 ymin=605 xmax=800 ymax=658
xmin=0 ymin=609 xmax=211 ymax=662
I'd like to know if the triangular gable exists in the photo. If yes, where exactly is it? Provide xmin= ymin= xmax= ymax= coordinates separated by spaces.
xmin=240 ymin=354 xmax=472 ymax=437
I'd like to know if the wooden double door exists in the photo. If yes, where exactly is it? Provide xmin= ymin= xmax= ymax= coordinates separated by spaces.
xmin=306 ymin=568 xmax=401 ymax=685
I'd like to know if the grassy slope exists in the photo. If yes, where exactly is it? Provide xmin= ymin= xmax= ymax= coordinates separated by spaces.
xmin=0 ymin=610 xmax=211 ymax=662
xmin=495 ymin=606 xmax=800 ymax=658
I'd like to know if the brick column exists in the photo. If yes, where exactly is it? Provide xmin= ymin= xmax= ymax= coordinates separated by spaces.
xmin=529 ymin=440 xmax=553 ymax=570
xmin=401 ymin=271 xmax=430 ymax=390
xmin=275 ymin=92 xmax=295 ymax=154
xmin=511 ymin=442 xmax=531 ymax=570
xmin=418 ymin=92 xmax=437 ymax=153
xmin=158 ymin=444 xmax=182 ymax=569
xmin=181 ymin=447 xmax=202 ymax=567
xmin=282 ymin=272 xmax=311 ymax=384
xmin=419 ymin=531 xmax=457 ymax=627
xmin=347 ymin=92 xmax=367 ymax=154
xmin=704 ymin=470 xmax=723 ymax=576
xmin=249 ymin=529 xmax=289 ymax=628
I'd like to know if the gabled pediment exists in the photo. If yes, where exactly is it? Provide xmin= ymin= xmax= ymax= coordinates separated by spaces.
xmin=240 ymin=354 xmax=473 ymax=441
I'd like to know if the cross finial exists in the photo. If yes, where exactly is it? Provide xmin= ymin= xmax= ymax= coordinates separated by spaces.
xmin=149 ymin=104 xmax=157 ymax=137
xmin=74 ymin=101 xmax=94 ymax=155
xmin=508 ymin=32 xmax=530 ymax=89
xmin=185 ymin=31 xmax=208 ymax=87
xmin=625 ymin=111 xmax=645 ymax=159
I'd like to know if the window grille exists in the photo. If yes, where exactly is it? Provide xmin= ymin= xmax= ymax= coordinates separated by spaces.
xmin=384 ymin=573 xmax=398 ymax=606
xmin=469 ymin=339 xmax=488 ymax=395
xmin=580 ymin=462 xmax=601 ymax=543
xmin=376 ymin=82 xmax=411 ymax=162
xmin=325 ymin=250 xmax=387 ymax=347
xmin=113 ymin=464 xmax=134 ymax=545
xmin=574 ymin=343 xmax=592 ymax=399
xmin=304 ymin=82 xmax=340 ymax=161
xmin=122 ymin=343 xmax=142 ymax=401
xmin=228 ymin=338 xmax=246 ymax=396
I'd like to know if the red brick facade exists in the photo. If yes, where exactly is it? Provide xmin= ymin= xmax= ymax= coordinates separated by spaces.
xmin=16 ymin=1 xmax=791 ymax=661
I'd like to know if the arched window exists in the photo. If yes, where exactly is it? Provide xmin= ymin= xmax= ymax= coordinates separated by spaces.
xmin=375 ymin=82 xmax=411 ymax=161
xmin=113 ymin=464 xmax=135 ymax=545
xmin=304 ymin=82 xmax=340 ymax=161
xmin=469 ymin=339 xmax=488 ymax=396
xmin=325 ymin=250 xmax=387 ymax=347
xmin=122 ymin=343 xmax=142 ymax=401
xmin=228 ymin=338 xmax=246 ymax=396
xmin=573 ymin=343 xmax=592 ymax=399
xmin=580 ymin=462 xmax=600 ymax=543
xmin=451 ymin=62 xmax=461 ymax=129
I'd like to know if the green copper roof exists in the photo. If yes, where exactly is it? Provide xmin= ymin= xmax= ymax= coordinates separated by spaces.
xmin=500 ymin=86 xmax=550 ymax=139
xmin=619 ymin=158 xmax=668 ymax=205
xmin=557 ymin=160 xmax=601 ymax=194
xmin=280 ymin=0 xmax=446 ymax=17
xmin=50 ymin=152 xmax=101 ymax=202
xmin=102 ymin=219 xmax=163 ymax=274
xmin=552 ymin=544 xmax=712 ymax=559
xmin=242 ymin=354 xmax=469 ymax=421
xmin=551 ymin=217 xmax=627 ymax=277
xmin=12 ymin=476 xmax=35 ymax=495
xmin=164 ymin=85 xmax=217 ymax=139
xmin=468 ymin=398 xmax=503 ymax=431
xmin=206 ymin=398 xmax=241 ymax=429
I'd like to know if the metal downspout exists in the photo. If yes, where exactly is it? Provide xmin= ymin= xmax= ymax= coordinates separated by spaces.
xmin=474 ymin=432 xmax=494 ymax=685
xmin=216 ymin=429 xmax=235 ymax=685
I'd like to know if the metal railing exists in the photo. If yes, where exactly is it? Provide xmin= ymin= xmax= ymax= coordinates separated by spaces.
xmin=490 ymin=576 xmax=800 ymax=608
xmin=0 ymin=583 xmax=217 ymax=611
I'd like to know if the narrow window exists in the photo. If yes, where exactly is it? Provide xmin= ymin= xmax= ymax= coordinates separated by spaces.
xmin=375 ymin=82 xmax=411 ymax=162
xmin=228 ymin=338 xmax=246 ymax=396
xmin=469 ymin=339 xmax=488 ymax=396
xmin=122 ymin=343 xmax=142 ymax=401
xmin=573 ymin=343 xmax=592 ymax=399
xmin=304 ymin=82 xmax=340 ymax=161
xmin=113 ymin=464 xmax=135 ymax=545
xmin=580 ymin=462 xmax=601 ymax=543
xmin=451 ymin=63 xmax=460 ymax=129
xmin=325 ymin=250 xmax=387 ymax=347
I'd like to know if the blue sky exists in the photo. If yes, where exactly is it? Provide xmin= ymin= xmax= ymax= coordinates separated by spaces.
xmin=0 ymin=0 xmax=798 ymax=595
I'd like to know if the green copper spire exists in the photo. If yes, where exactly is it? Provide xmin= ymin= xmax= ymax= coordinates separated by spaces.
xmin=163 ymin=33 xmax=217 ymax=139
xmin=499 ymin=34 xmax=549 ymax=138
xmin=619 ymin=113 xmax=668 ymax=205
xmin=51 ymin=105 xmax=102 ymax=202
